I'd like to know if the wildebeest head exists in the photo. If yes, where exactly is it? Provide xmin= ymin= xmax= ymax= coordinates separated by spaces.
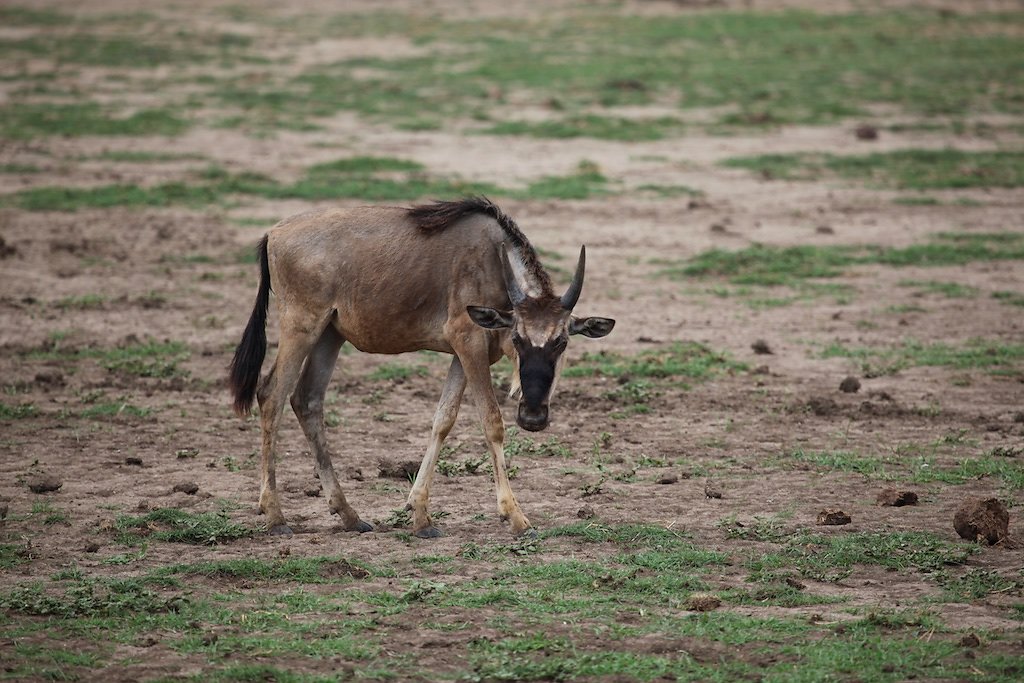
xmin=468 ymin=245 xmax=615 ymax=431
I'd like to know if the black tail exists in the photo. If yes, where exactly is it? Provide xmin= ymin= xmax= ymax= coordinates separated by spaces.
xmin=229 ymin=235 xmax=271 ymax=417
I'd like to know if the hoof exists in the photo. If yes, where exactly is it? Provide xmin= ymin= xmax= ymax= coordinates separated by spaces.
xmin=269 ymin=524 xmax=293 ymax=537
xmin=349 ymin=520 xmax=373 ymax=533
xmin=414 ymin=526 xmax=443 ymax=539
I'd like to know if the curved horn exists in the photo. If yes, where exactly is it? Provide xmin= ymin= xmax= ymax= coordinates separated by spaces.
xmin=500 ymin=244 xmax=527 ymax=307
xmin=561 ymin=245 xmax=586 ymax=310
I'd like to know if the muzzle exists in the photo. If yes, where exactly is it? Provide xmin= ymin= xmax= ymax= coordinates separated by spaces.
xmin=517 ymin=403 xmax=549 ymax=432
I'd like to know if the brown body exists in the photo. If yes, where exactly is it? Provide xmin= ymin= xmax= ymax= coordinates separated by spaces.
xmin=229 ymin=198 xmax=614 ymax=538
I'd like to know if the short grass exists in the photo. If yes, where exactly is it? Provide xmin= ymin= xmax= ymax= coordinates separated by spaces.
xmin=115 ymin=508 xmax=254 ymax=545
xmin=0 ymin=103 xmax=189 ymax=140
xmin=821 ymin=338 xmax=1024 ymax=377
xmin=26 ymin=338 xmax=190 ymax=379
xmin=2 ymin=157 xmax=609 ymax=210
xmin=722 ymin=149 xmax=1024 ymax=189
xmin=7 ymin=8 xmax=1019 ymax=139
xmin=0 ymin=519 xmax=1016 ymax=681
xmin=207 ymin=9 xmax=1024 ymax=132
xmin=564 ymin=341 xmax=746 ymax=380
xmin=665 ymin=232 xmax=1024 ymax=286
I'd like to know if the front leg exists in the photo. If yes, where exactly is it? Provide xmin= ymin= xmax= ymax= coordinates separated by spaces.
xmin=458 ymin=347 xmax=531 ymax=537
xmin=406 ymin=356 xmax=466 ymax=538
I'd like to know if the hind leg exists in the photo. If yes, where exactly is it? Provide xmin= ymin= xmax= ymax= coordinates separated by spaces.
xmin=256 ymin=312 xmax=329 ymax=535
xmin=291 ymin=324 xmax=371 ymax=532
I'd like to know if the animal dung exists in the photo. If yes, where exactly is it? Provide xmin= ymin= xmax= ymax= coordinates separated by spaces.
xmin=953 ymin=497 xmax=1009 ymax=545
xmin=704 ymin=481 xmax=723 ymax=499
xmin=751 ymin=339 xmax=773 ymax=355
xmin=656 ymin=474 xmax=679 ymax=485
xmin=877 ymin=489 xmax=918 ymax=507
xmin=172 ymin=481 xmax=199 ymax=495
xmin=839 ymin=376 xmax=861 ymax=393
xmin=377 ymin=459 xmax=420 ymax=480
xmin=686 ymin=593 xmax=722 ymax=612
xmin=27 ymin=474 xmax=63 ymax=494
xmin=817 ymin=508 xmax=852 ymax=526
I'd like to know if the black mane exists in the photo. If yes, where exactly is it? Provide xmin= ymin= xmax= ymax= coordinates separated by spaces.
xmin=408 ymin=197 xmax=553 ymax=296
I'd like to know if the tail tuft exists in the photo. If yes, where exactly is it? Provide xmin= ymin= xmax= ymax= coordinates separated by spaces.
xmin=229 ymin=235 xmax=271 ymax=416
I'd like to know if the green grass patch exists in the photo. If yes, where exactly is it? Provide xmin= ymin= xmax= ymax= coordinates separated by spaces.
xmin=0 ymin=577 xmax=171 ymax=618
xmin=993 ymin=290 xmax=1024 ymax=307
xmin=722 ymin=149 xmax=1024 ymax=189
xmin=367 ymin=362 xmax=429 ymax=382
xmin=2 ymin=157 xmax=609 ymax=210
xmin=115 ymin=508 xmax=254 ymax=545
xmin=156 ymin=556 xmax=374 ymax=583
xmin=822 ymin=338 xmax=1024 ymax=375
xmin=898 ymin=279 xmax=978 ymax=298
xmin=668 ymin=232 xmax=1024 ymax=286
xmin=786 ymin=448 xmax=1024 ymax=491
xmin=0 ymin=103 xmax=189 ymax=140
xmin=484 ymin=115 xmax=685 ymax=141
xmin=781 ymin=531 xmax=975 ymax=582
xmin=0 ymin=402 xmax=38 ymax=419
xmin=27 ymin=338 xmax=190 ymax=379
xmin=564 ymin=342 xmax=746 ymax=380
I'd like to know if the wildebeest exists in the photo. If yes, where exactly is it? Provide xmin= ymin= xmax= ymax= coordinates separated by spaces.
xmin=229 ymin=197 xmax=614 ymax=538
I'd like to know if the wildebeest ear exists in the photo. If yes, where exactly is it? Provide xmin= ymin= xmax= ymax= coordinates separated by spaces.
xmin=467 ymin=306 xmax=514 ymax=330
xmin=569 ymin=316 xmax=615 ymax=338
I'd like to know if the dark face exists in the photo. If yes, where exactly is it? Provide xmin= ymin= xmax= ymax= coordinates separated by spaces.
xmin=511 ymin=330 xmax=568 ymax=431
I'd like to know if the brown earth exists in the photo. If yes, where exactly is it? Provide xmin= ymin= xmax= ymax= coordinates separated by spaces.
xmin=1 ymin=0 xmax=1023 ymax=680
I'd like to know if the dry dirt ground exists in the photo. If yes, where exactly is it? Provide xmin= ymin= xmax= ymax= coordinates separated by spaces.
xmin=0 ymin=0 xmax=1022 ymax=681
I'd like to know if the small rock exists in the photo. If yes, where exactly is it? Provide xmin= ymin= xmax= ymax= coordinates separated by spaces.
xmin=817 ymin=508 xmax=852 ymax=525
xmin=172 ymin=482 xmax=199 ymax=495
xmin=136 ymin=500 xmax=150 ymax=511
xmin=839 ymin=376 xmax=861 ymax=393
xmin=175 ymin=448 xmax=200 ymax=459
xmin=345 ymin=466 xmax=364 ymax=481
xmin=304 ymin=485 xmax=322 ymax=497
xmin=751 ymin=364 xmax=770 ymax=375
xmin=686 ymin=593 xmax=722 ymax=612
xmin=953 ymin=497 xmax=1009 ymax=545
xmin=278 ymin=546 xmax=291 ymax=558
xmin=877 ymin=489 xmax=918 ymax=507
xmin=815 ymin=225 xmax=835 ymax=235
xmin=124 ymin=457 xmax=144 ymax=467
xmin=704 ymin=482 xmax=723 ymax=499
xmin=709 ymin=223 xmax=728 ymax=234
xmin=854 ymin=124 xmax=879 ymax=140
xmin=960 ymin=633 xmax=981 ymax=648
xmin=84 ymin=542 xmax=100 ymax=553
xmin=751 ymin=339 xmax=773 ymax=355
xmin=785 ymin=577 xmax=806 ymax=590
xmin=577 ymin=505 xmax=595 ymax=519
xmin=656 ymin=474 xmax=679 ymax=485
xmin=27 ymin=474 xmax=62 ymax=494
